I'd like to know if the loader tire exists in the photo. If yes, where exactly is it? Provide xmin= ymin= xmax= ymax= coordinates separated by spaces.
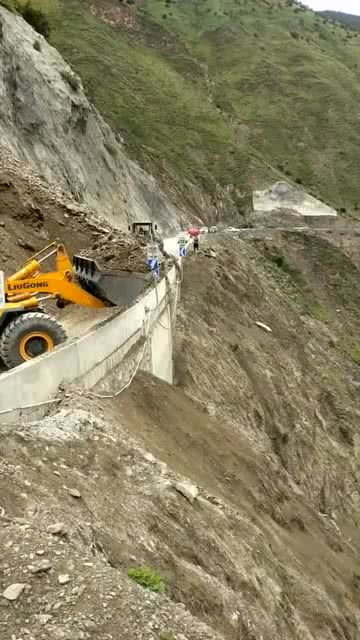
xmin=0 ymin=312 xmax=67 ymax=369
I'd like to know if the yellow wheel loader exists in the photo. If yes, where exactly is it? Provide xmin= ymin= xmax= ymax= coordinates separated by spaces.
xmin=0 ymin=242 xmax=147 ymax=369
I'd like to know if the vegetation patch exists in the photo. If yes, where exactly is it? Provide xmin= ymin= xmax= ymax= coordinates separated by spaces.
xmin=339 ymin=337 xmax=360 ymax=366
xmin=0 ymin=0 xmax=17 ymax=11
xmin=347 ymin=342 xmax=360 ymax=365
xmin=10 ymin=0 xmax=360 ymax=213
xmin=319 ymin=10 xmax=360 ymax=32
xmin=128 ymin=566 xmax=165 ymax=593
xmin=18 ymin=1 xmax=50 ymax=38
xmin=307 ymin=302 xmax=331 ymax=324
xmin=268 ymin=251 xmax=305 ymax=287
xmin=61 ymin=69 xmax=80 ymax=91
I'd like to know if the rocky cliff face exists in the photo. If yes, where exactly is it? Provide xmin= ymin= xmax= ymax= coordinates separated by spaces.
xmin=0 ymin=7 xmax=178 ymax=233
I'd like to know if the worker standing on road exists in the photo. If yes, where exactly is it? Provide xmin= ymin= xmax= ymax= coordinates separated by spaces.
xmin=193 ymin=235 xmax=199 ymax=253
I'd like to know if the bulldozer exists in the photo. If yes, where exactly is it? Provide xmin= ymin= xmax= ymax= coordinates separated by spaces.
xmin=0 ymin=242 xmax=148 ymax=370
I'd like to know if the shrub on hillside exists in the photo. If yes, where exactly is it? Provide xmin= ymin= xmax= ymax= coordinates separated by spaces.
xmin=18 ymin=1 xmax=50 ymax=39
xmin=128 ymin=566 xmax=165 ymax=592
xmin=0 ymin=0 xmax=17 ymax=11
xmin=61 ymin=70 xmax=80 ymax=92
xmin=346 ymin=342 xmax=360 ymax=365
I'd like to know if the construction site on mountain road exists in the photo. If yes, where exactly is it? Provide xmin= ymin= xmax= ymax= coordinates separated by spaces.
xmin=2 ymin=229 xmax=360 ymax=639
xmin=1 ymin=1 xmax=360 ymax=636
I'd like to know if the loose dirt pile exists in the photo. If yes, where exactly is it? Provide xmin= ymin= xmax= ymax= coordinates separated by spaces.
xmin=0 ymin=152 xmax=148 ymax=276
xmin=80 ymin=230 xmax=148 ymax=273
xmin=0 ymin=152 xmax=155 ymax=346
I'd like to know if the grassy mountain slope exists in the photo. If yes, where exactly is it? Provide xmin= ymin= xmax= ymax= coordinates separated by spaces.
xmin=9 ymin=0 xmax=360 ymax=217
xmin=319 ymin=10 xmax=360 ymax=32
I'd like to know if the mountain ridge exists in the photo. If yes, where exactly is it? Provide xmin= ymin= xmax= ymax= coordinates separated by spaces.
xmin=3 ymin=0 xmax=360 ymax=221
xmin=318 ymin=10 xmax=360 ymax=32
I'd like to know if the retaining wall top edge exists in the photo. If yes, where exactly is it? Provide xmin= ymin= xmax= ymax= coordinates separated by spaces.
xmin=0 ymin=266 xmax=176 ymax=383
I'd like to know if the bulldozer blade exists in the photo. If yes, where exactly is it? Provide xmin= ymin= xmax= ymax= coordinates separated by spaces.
xmin=73 ymin=256 xmax=149 ymax=307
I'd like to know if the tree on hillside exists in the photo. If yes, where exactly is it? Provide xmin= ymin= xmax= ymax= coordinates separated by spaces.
xmin=18 ymin=1 xmax=50 ymax=39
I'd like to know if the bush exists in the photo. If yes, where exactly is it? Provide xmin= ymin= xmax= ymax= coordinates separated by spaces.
xmin=269 ymin=252 xmax=305 ymax=285
xmin=308 ymin=302 xmax=331 ymax=323
xmin=271 ymin=253 xmax=285 ymax=269
xmin=33 ymin=39 xmax=41 ymax=52
xmin=61 ymin=70 xmax=80 ymax=92
xmin=342 ymin=340 xmax=360 ymax=366
xmin=350 ymin=344 xmax=360 ymax=365
xmin=0 ymin=0 xmax=17 ymax=11
xmin=128 ymin=566 xmax=165 ymax=593
xmin=18 ymin=1 xmax=50 ymax=39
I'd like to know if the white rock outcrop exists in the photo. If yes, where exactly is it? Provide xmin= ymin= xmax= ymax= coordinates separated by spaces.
xmin=0 ymin=7 xmax=179 ymax=233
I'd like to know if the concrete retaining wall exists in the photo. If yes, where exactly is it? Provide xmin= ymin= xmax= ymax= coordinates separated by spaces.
xmin=94 ymin=334 xmax=152 ymax=395
xmin=151 ymin=303 xmax=173 ymax=384
xmin=0 ymin=266 xmax=178 ymax=423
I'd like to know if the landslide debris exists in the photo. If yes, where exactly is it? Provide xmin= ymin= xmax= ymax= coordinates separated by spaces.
xmin=80 ymin=230 xmax=148 ymax=274
xmin=2 ymin=232 xmax=360 ymax=640
xmin=0 ymin=153 xmax=150 ymax=277
xmin=176 ymin=233 xmax=360 ymax=514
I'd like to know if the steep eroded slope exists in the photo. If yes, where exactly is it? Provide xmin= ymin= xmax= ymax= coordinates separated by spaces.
xmin=0 ymin=6 xmax=179 ymax=231
xmin=2 ymin=233 xmax=360 ymax=639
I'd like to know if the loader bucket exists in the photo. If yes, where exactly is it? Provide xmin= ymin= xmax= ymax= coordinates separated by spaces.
xmin=73 ymin=256 xmax=149 ymax=307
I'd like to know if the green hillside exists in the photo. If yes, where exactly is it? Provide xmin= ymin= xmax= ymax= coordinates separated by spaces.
xmin=8 ymin=0 xmax=360 ymax=217
xmin=319 ymin=11 xmax=360 ymax=32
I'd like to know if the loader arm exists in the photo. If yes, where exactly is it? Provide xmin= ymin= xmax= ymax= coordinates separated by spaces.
xmin=4 ymin=242 xmax=148 ymax=310
xmin=0 ymin=241 xmax=150 ymax=370
xmin=5 ymin=273 xmax=106 ymax=308
xmin=5 ymin=243 xmax=107 ymax=309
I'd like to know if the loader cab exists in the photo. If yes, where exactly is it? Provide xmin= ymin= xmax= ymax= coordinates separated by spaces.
xmin=128 ymin=222 xmax=158 ymax=240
